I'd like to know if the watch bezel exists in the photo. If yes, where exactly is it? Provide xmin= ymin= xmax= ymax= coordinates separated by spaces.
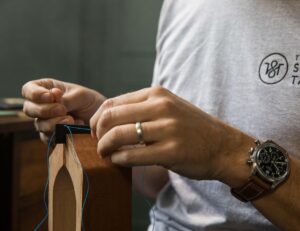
xmin=251 ymin=141 xmax=290 ymax=185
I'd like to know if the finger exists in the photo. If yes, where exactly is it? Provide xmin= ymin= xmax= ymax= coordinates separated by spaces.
xmin=90 ymin=88 xmax=151 ymax=134
xmin=35 ymin=116 xmax=75 ymax=133
xmin=106 ymin=86 xmax=168 ymax=107
xmin=39 ymin=131 xmax=57 ymax=144
xmin=22 ymin=79 xmax=64 ymax=103
xmin=50 ymin=88 xmax=64 ymax=103
xmin=94 ymin=101 xmax=159 ymax=140
xmin=104 ymin=88 xmax=151 ymax=107
xmin=98 ymin=121 xmax=163 ymax=157
xmin=110 ymin=142 xmax=168 ymax=167
xmin=39 ymin=132 xmax=50 ymax=144
xmin=23 ymin=100 xmax=67 ymax=119
xmin=90 ymin=87 xmax=170 ymax=138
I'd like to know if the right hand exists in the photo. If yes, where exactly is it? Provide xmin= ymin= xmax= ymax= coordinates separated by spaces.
xmin=22 ymin=78 xmax=105 ymax=143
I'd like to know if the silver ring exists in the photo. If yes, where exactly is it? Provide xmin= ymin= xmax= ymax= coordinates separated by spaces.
xmin=135 ymin=122 xmax=145 ymax=144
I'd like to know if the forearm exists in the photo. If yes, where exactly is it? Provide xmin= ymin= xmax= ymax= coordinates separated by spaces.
xmin=132 ymin=166 xmax=169 ymax=199
xmin=253 ymin=156 xmax=300 ymax=231
xmin=218 ymin=129 xmax=300 ymax=231
xmin=86 ymin=86 xmax=300 ymax=229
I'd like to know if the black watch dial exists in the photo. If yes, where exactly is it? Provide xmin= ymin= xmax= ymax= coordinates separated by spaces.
xmin=256 ymin=145 xmax=288 ymax=180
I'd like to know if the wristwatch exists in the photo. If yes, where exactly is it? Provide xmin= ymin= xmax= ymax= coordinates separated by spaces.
xmin=231 ymin=140 xmax=290 ymax=202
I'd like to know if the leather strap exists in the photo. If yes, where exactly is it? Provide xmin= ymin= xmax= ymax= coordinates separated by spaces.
xmin=231 ymin=175 xmax=272 ymax=202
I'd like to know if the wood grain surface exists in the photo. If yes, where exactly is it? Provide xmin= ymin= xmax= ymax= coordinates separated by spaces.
xmin=49 ymin=134 xmax=132 ymax=231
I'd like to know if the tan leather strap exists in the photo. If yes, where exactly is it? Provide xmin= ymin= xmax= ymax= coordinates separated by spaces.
xmin=231 ymin=176 xmax=272 ymax=202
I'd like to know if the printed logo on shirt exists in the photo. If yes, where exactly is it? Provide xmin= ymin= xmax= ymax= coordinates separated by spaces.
xmin=291 ymin=55 xmax=300 ymax=85
xmin=259 ymin=53 xmax=300 ymax=85
xmin=259 ymin=53 xmax=288 ymax=84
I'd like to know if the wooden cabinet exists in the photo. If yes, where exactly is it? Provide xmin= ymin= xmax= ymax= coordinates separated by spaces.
xmin=0 ymin=114 xmax=47 ymax=230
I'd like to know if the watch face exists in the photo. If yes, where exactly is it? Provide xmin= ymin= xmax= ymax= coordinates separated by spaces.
xmin=256 ymin=144 xmax=289 ymax=181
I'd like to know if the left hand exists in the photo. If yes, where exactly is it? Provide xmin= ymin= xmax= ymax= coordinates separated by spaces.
xmin=90 ymin=87 xmax=253 ymax=182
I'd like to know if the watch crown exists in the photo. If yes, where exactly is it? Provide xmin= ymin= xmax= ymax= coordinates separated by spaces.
xmin=249 ymin=147 xmax=254 ymax=154
xmin=247 ymin=159 xmax=253 ymax=165
xmin=255 ymin=140 xmax=261 ymax=146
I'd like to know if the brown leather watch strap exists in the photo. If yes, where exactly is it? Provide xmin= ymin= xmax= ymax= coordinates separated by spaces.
xmin=231 ymin=175 xmax=272 ymax=202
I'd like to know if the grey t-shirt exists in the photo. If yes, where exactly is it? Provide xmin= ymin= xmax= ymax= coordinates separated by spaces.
xmin=149 ymin=0 xmax=300 ymax=230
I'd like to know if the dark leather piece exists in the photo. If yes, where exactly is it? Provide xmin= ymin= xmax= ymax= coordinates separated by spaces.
xmin=231 ymin=176 xmax=272 ymax=202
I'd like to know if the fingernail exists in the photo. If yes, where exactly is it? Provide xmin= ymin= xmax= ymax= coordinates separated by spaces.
xmin=111 ymin=153 xmax=121 ymax=164
xmin=41 ymin=93 xmax=52 ymax=102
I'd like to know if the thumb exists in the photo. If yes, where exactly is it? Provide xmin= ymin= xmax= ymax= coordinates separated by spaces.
xmin=22 ymin=79 xmax=66 ymax=104
xmin=50 ymin=88 xmax=64 ymax=103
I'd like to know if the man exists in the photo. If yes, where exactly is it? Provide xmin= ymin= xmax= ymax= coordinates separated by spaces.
xmin=22 ymin=0 xmax=300 ymax=230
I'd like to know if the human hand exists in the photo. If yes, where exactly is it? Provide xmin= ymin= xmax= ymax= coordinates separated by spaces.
xmin=90 ymin=87 xmax=254 ymax=183
xmin=22 ymin=78 xmax=105 ymax=143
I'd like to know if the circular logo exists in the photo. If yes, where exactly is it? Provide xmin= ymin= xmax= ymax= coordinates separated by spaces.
xmin=259 ymin=53 xmax=289 ymax=84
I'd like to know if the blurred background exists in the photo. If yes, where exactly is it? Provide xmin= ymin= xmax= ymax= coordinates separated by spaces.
xmin=0 ymin=0 xmax=162 ymax=98
xmin=0 ymin=0 xmax=163 ymax=230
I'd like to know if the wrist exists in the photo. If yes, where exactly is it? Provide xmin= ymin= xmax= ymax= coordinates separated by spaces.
xmin=214 ymin=127 xmax=255 ymax=188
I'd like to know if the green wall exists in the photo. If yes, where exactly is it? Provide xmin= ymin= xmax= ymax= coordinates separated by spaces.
xmin=0 ymin=0 xmax=163 ymax=230
xmin=0 ymin=0 xmax=162 ymax=98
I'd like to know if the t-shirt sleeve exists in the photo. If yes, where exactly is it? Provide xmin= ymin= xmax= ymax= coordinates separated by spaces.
xmin=151 ymin=54 xmax=161 ymax=87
